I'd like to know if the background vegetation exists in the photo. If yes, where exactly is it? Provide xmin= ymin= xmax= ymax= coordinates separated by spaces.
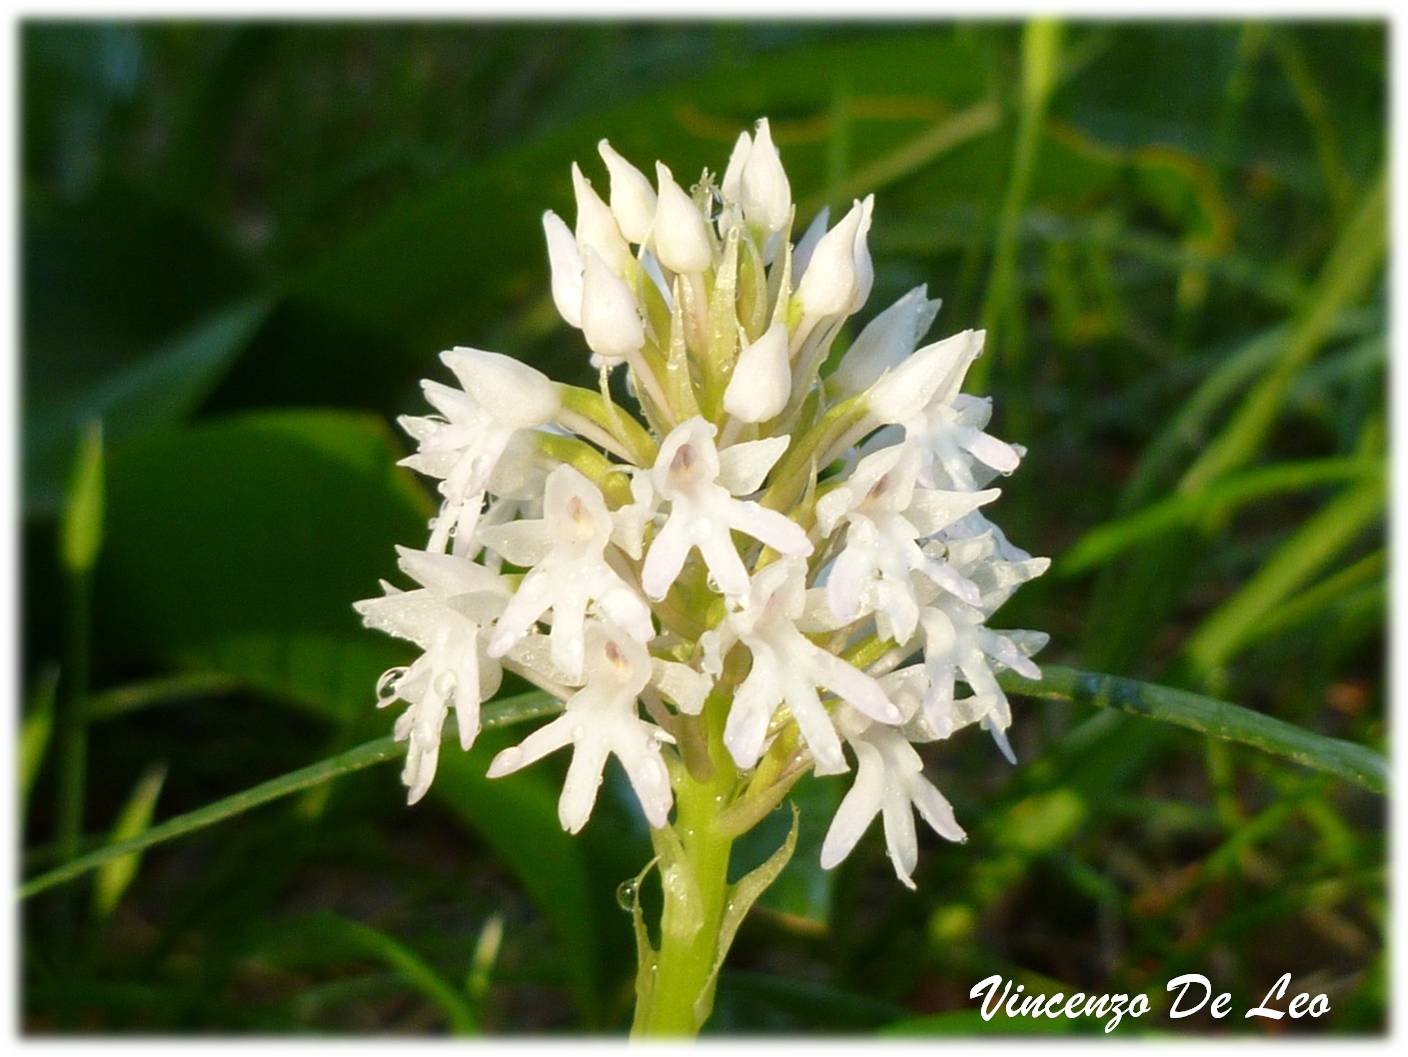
xmin=20 ymin=19 xmax=1386 ymax=1034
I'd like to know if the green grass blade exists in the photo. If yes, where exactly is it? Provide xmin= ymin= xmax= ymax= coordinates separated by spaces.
xmin=19 ymin=691 xmax=561 ymax=901
xmin=20 ymin=667 xmax=59 ymax=814
xmin=88 ymin=671 xmax=242 ymax=721
xmin=975 ymin=17 xmax=1063 ymax=390
xmin=1240 ymin=551 xmax=1384 ymax=648
xmin=1061 ymin=456 xmax=1379 ymax=574
xmin=1184 ymin=475 xmax=1385 ymax=674
xmin=277 ymin=912 xmax=479 ymax=1034
xmin=1182 ymin=169 xmax=1386 ymax=492
xmin=92 ymin=763 xmax=167 ymax=921
xmin=1001 ymin=665 xmax=1386 ymax=794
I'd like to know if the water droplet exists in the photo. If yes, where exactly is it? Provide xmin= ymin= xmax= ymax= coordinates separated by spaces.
xmin=616 ymin=879 xmax=638 ymax=911
xmin=376 ymin=667 xmax=409 ymax=706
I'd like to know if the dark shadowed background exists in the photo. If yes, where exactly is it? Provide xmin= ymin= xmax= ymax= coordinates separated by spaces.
xmin=20 ymin=19 xmax=1386 ymax=1034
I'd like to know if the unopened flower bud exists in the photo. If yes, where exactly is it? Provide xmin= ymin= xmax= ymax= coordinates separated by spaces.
xmin=653 ymin=162 xmax=713 ymax=274
xmin=572 ymin=162 xmax=632 ymax=275
xmin=829 ymin=285 xmax=942 ymax=397
xmin=723 ymin=321 xmax=791 ymax=422
xmin=721 ymin=130 xmax=751 ymax=203
xmin=580 ymin=246 xmax=645 ymax=364
xmin=795 ymin=197 xmax=868 ymax=318
xmin=740 ymin=118 xmax=791 ymax=234
xmin=542 ymin=210 xmax=583 ymax=328
xmin=597 ymin=140 xmax=657 ymax=245
xmin=849 ymin=194 xmax=875 ymax=313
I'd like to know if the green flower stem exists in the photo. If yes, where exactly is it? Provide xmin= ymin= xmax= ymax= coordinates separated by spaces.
xmin=632 ymin=694 xmax=739 ymax=1037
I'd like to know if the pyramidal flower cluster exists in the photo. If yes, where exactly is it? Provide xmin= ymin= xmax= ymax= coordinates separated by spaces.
xmin=356 ymin=119 xmax=1049 ymax=887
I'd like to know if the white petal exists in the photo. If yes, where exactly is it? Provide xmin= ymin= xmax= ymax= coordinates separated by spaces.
xmin=441 ymin=347 xmax=559 ymax=428
xmin=651 ymin=659 xmax=712 ymax=716
xmin=791 ymin=206 xmax=830 ymax=279
xmin=829 ymin=285 xmax=942 ymax=398
xmin=723 ymin=499 xmax=812 ymax=558
xmin=721 ymin=130 xmax=751 ymax=203
xmin=865 ymin=329 xmax=985 ymax=425
xmin=723 ymin=646 xmax=782 ymax=769
xmin=716 ymin=433 xmax=790 ymax=495
xmin=819 ymin=740 xmax=884 ymax=868
xmin=640 ymin=508 xmax=692 ymax=601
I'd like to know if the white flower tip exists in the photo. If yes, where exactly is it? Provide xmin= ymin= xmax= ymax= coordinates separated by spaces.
xmin=485 ymin=747 xmax=521 ymax=779
xmin=740 ymin=116 xmax=791 ymax=233
xmin=652 ymin=161 xmax=712 ymax=273
xmin=597 ymin=138 xmax=657 ymax=244
xmin=722 ymin=321 xmax=791 ymax=422
xmin=794 ymin=197 xmax=866 ymax=318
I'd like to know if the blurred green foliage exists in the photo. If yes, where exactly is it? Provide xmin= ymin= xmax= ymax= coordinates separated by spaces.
xmin=21 ymin=19 xmax=1385 ymax=1035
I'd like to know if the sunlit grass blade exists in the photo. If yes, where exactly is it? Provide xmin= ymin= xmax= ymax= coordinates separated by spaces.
xmin=20 ymin=691 xmax=561 ymax=900
xmin=92 ymin=763 xmax=167 ymax=921
xmin=1061 ymin=456 xmax=1380 ymax=574
xmin=275 ymin=912 xmax=479 ymax=1034
xmin=1181 ymin=169 xmax=1386 ymax=492
xmin=974 ymin=17 xmax=1063 ymax=392
xmin=1184 ymin=476 xmax=1385 ymax=675
xmin=1000 ymin=665 xmax=1386 ymax=794
xmin=1236 ymin=550 xmax=1384 ymax=650
xmin=20 ymin=666 xmax=59 ymax=814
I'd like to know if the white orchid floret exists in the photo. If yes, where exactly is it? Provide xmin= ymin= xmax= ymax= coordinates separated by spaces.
xmin=820 ymin=702 xmax=966 ymax=889
xmin=652 ymin=162 xmax=714 ymax=274
xmin=487 ymin=623 xmax=674 ymax=832
xmin=597 ymin=139 xmax=657 ymax=244
xmin=817 ymin=442 xmax=998 ymax=643
xmin=397 ymin=348 xmax=559 ymax=552
xmin=938 ymin=521 xmax=1052 ymax=616
xmin=641 ymin=418 xmax=811 ymax=601
xmin=354 ymin=547 xmax=511 ymax=803
xmin=829 ymin=285 xmax=943 ymax=399
xmin=738 ymin=117 xmax=792 ymax=235
xmin=481 ymin=464 xmax=653 ymax=682
xmin=703 ymin=559 xmax=902 ymax=776
xmin=723 ymin=321 xmax=791 ymax=423
xmin=581 ymin=246 xmax=646 ymax=367
xmin=720 ymin=130 xmax=751 ymax=206
xmin=571 ymin=162 xmax=632 ymax=276
xmin=915 ymin=587 xmax=1048 ymax=763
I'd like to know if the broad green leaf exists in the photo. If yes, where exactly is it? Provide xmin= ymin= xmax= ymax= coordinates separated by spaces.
xmin=27 ymin=297 xmax=271 ymax=515
xmin=92 ymin=763 xmax=167 ymax=920
xmin=98 ymin=410 xmax=432 ymax=722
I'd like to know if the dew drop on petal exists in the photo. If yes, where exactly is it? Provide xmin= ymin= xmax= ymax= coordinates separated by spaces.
xmin=376 ymin=667 xmax=409 ymax=707
xmin=616 ymin=879 xmax=638 ymax=911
